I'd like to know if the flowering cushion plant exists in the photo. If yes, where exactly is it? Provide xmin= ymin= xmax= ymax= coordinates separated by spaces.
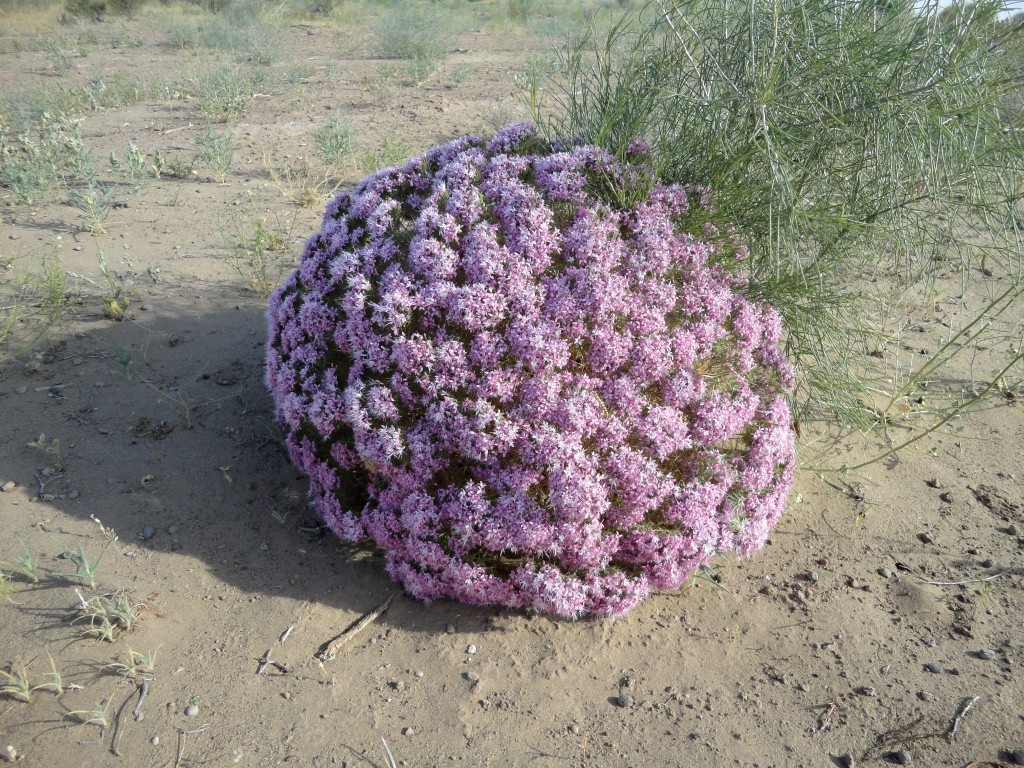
xmin=266 ymin=122 xmax=796 ymax=618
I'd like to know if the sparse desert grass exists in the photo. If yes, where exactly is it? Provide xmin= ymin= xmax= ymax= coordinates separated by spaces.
xmin=73 ymin=591 xmax=145 ymax=641
xmin=373 ymin=4 xmax=453 ymax=85
xmin=357 ymin=133 xmax=411 ymax=175
xmin=0 ymin=249 xmax=70 ymax=365
xmin=0 ymin=110 xmax=89 ymax=205
xmin=109 ymin=142 xmax=148 ymax=196
xmin=225 ymin=211 xmax=293 ymax=297
xmin=0 ymin=666 xmax=32 ymax=702
xmin=314 ymin=116 xmax=354 ymax=173
xmin=194 ymin=127 xmax=235 ymax=181
xmin=188 ymin=65 xmax=265 ymax=121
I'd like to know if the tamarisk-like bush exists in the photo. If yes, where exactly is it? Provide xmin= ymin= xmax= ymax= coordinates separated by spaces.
xmin=266 ymin=123 xmax=796 ymax=618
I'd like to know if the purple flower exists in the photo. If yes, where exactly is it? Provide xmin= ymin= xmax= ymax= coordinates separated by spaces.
xmin=265 ymin=122 xmax=796 ymax=619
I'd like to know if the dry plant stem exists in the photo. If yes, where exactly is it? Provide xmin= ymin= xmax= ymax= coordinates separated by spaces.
xmin=916 ymin=572 xmax=1008 ymax=587
xmin=174 ymin=723 xmax=209 ymax=768
xmin=948 ymin=696 xmax=981 ymax=742
xmin=315 ymin=594 xmax=393 ymax=663
xmin=133 ymin=677 xmax=148 ymax=720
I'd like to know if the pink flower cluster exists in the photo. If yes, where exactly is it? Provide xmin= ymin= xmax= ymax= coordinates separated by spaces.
xmin=266 ymin=123 xmax=796 ymax=618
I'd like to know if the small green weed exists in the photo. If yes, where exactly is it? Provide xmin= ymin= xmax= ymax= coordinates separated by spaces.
xmin=70 ymin=181 xmax=112 ymax=234
xmin=32 ymin=654 xmax=65 ymax=695
xmin=64 ymin=539 xmax=112 ymax=591
xmin=190 ymin=65 xmax=265 ymax=122
xmin=26 ymin=432 xmax=62 ymax=468
xmin=225 ymin=212 xmax=292 ymax=297
xmin=10 ymin=541 xmax=40 ymax=583
xmin=64 ymin=697 xmax=111 ymax=728
xmin=358 ymin=134 xmax=411 ymax=175
xmin=195 ymin=128 xmax=235 ymax=182
xmin=0 ymin=570 xmax=15 ymax=601
xmin=106 ymin=646 xmax=158 ymax=680
xmin=0 ymin=666 xmax=31 ymax=703
xmin=314 ymin=117 xmax=354 ymax=172
xmin=109 ymin=143 xmax=147 ymax=196
xmin=73 ymin=592 xmax=145 ymax=641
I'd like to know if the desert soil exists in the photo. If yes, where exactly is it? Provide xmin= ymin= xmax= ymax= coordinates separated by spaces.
xmin=1 ymin=14 xmax=1023 ymax=768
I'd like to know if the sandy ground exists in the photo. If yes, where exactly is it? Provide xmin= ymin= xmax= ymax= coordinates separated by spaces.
xmin=1 ymin=15 xmax=1023 ymax=768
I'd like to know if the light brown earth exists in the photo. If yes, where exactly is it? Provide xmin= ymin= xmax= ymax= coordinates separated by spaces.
xmin=1 ymin=10 xmax=1022 ymax=768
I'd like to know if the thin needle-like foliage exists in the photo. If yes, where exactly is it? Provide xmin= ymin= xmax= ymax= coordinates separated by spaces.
xmin=533 ymin=0 xmax=1024 ymax=432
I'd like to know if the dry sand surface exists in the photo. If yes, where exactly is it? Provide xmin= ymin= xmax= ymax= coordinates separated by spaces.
xmin=1 ymin=14 xmax=1023 ymax=768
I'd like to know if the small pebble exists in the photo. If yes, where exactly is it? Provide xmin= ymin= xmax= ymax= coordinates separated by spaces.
xmin=139 ymin=526 xmax=155 ymax=540
xmin=14 ymin=385 xmax=27 ymax=394
xmin=856 ymin=686 xmax=878 ymax=697
xmin=1011 ymin=748 xmax=1024 ymax=765
xmin=918 ymin=691 xmax=933 ymax=701
xmin=184 ymin=704 xmax=199 ymax=717
xmin=918 ymin=532 xmax=933 ymax=544
xmin=2 ymin=746 xmax=16 ymax=762
xmin=978 ymin=648 xmax=997 ymax=660
xmin=877 ymin=567 xmax=893 ymax=579
xmin=167 ymin=523 xmax=179 ymax=535
xmin=939 ymin=491 xmax=954 ymax=504
xmin=1008 ymin=524 xmax=1020 ymax=536
xmin=281 ymin=691 xmax=291 ymax=700
xmin=466 ymin=644 xmax=477 ymax=655
xmin=259 ymin=542 xmax=269 ymax=551
xmin=94 ymin=381 xmax=106 ymax=388
xmin=894 ymin=748 xmax=912 ymax=765
xmin=809 ymin=570 xmax=820 ymax=583
xmin=981 ymin=558 xmax=996 ymax=568
xmin=463 ymin=672 xmax=479 ymax=683
xmin=1 ymin=481 xmax=15 ymax=492
xmin=403 ymin=727 xmax=415 ymax=737
xmin=924 ymin=663 xmax=942 ymax=674
xmin=617 ymin=693 xmax=634 ymax=708
xmin=151 ymin=736 xmax=160 ymax=746
xmin=413 ymin=670 xmax=424 ymax=678
xmin=922 ymin=634 xmax=936 ymax=647
xmin=68 ymin=489 xmax=79 ymax=499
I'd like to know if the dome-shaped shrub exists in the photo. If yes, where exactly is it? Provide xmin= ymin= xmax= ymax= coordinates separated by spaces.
xmin=266 ymin=123 xmax=796 ymax=618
